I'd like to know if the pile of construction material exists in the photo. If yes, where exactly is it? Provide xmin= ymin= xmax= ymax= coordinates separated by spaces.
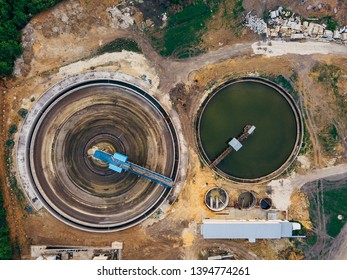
xmin=245 ymin=12 xmax=267 ymax=35
xmin=245 ymin=6 xmax=347 ymax=44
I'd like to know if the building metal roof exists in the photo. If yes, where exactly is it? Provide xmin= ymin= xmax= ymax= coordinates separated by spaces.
xmin=201 ymin=219 xmax=301 ymax=242
xmin=248 ymin=125 xmax=256 ymax=134
xmin=228 ymin=138 xmax=242 ymax=151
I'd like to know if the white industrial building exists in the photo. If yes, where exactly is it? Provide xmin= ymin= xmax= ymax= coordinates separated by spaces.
xmin=201 ymin=219 xmax=303 ymax=242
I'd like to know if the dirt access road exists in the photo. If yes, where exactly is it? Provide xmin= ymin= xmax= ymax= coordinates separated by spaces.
xmin=134 ymin=29 xmax=347 ymax=93
xmin=271 ymin=164 xmax=347 ymax=211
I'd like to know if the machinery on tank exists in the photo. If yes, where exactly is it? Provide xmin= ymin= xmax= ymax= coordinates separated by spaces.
xmin=93 ymin=150 xmax=174 ymax=188
xmin=209 ymin=125 xmax=256 ymax=166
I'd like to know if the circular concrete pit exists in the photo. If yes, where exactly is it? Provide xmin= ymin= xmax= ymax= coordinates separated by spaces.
xmin=17 ymin=73 xmax=179 ymax=232
xmin=196 ymin=77 xmax=303 ymax=183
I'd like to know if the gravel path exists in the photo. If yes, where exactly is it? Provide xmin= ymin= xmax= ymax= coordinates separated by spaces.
xmin=270 ymin=164 xmax=347 ymax=211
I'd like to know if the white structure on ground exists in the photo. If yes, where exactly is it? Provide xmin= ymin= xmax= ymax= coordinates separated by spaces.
xmin=245 ymin=12 xmax=267 ymax=35
xmin=228 ymin=138 xmax=243 ymax=151
xmin=31 ymin=242 xmax=123 ymax=260
xmin=201 ymin=219 xmax=304 ymax=242
xmin=245 ymin=7 xmax=347 ymax=45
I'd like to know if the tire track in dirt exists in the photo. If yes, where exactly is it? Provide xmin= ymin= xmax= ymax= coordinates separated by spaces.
xmin=297 ymin=62 xmax=324 ymax=167
xmin=302 ymin=177 xmax=347 ymax=259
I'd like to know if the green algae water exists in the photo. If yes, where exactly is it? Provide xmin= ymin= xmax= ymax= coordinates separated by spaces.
xmin=199 ymin=81 xmax=298 ymax=179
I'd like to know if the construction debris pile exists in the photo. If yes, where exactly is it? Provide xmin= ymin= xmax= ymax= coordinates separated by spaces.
xmin=245 ymin=7 xmax=347 ymax=44
xmin=106 ymin=6 xmax=135 ymax=29
xmin=245 ymin=12 xmax=267 ymax=35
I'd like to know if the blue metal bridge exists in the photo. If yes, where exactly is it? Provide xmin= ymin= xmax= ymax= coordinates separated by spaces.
xmin=93 ymin=150 xmax=174 ymax=188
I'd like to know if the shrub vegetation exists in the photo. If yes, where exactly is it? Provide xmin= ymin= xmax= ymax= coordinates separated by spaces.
xmin=0 ymin=0 xmax=61 ymax=76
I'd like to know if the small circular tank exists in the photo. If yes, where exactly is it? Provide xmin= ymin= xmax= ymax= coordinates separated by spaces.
xmin=260 ymin=197 xmax=272 ymax=210
xmin=238 ymin=191 xmax=256 ymax=209
xmin=204 ymin=187 xmax=229 ymax=211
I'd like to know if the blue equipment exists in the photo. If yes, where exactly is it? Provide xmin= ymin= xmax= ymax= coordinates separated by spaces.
xmin=93 ymin=150 xmax=174 ymax=188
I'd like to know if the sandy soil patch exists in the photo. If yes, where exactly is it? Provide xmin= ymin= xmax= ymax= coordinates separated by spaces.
xmin=297 ymin=155 xmax=311 ymax=169
xmin=253 ymin=41 xmax=347 ymax=57
xmin=58 ymin=51 xmax=160 ymax=88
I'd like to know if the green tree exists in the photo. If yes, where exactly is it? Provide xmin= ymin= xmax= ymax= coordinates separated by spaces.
xmin=0 ymin=21 xmax=20 ymax=41
xmin=0 ymin=0 xmax=62 ymax=76
xmin=12 ymin=11 xmax=29 ymax=29
xmin=0 ymin=226 xmax=12 ymax=260
xmin=8 ymin=125 xmax=17 ymax=135
xmin=18 ymin=108 xmax=28 ymax=118
xmin=0 ymin=0 xmax=11 ymax=24
xmin=0 ymin=40 xmax=22 ymax=61
xmin=5 ymin=139 xmax=15 ymax=148
xmin=0 ymin=61 xmax=13 ymax=76
xmin=27 ymin=0 xmax=61 ymax=15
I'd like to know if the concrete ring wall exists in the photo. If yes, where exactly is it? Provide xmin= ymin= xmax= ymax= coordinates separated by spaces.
xmin=17 ymin=71 xmax=180 ymax=232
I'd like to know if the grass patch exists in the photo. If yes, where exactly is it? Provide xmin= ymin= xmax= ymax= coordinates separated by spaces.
xmin=260 ymin=74 xmax=299 ymax=101
xmin=151 ymin=1 xmax=219 ymax=57
xmin=300 ymin=120 xmax=312 ymax=154
xmin=310 ymin=62 xmax=347 ymax=140
xmin=219 ymin=0 xmax=246 ymax=36
xmin=318 ymin=124 xmax=339 ymax=154
xmin=311 ymin=63 xmax=340 ymax=92
xmin=232 ymin=0 xmax=245 ymax=20
xmin=304 ymin=231 xmax=317 ymax=247
xmin=95 ymin=38 xmax=141 ymax=55
xmin=309 ymin=180 xmax=347 ymax=238
xmin=300 ymin=179 xmax=347 ymax=258
xmin=329 ymin=124 xmax=338 ymax=140
xmin=146 ymin=0 xmax=245 ymax=57
xmin=323 ymin=187 xmax=347 ymax=237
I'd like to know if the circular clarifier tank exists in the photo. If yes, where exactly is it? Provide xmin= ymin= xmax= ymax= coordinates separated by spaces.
xmin=204 ymin=187 xmax=229 ymax=211
xmin=238 ymin=191 xmax=256 ymax=209
xmin=260 ymin=197 xmax=272 ymax=210
xmin=196 ymin=77 xmax=303 ymax=183
xmin=17 ymin=73 xmax=180 ymax=232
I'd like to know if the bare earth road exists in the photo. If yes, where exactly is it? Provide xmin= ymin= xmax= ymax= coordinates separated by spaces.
xmin=329 ymin=223 xmax=347 ymax=259
xmin=271 ymin=164 xmax=347 ymax=211
xmin=133 ymin=34 xmax=347 ymax=92
xmin=130 ymin=30 xmax=254 ymax=91
xmin=271 ymin=164 xmax=347 ymax=259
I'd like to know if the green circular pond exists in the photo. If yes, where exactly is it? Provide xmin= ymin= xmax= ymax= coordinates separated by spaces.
xmin=197 ymin=78 xmax=302 ymax=182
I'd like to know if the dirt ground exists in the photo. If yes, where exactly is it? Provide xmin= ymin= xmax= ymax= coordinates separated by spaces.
xmin=1 ymin=0 xmax=347 ymax=260
xmin=300 ymin=177 xmax=347 ymax=259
